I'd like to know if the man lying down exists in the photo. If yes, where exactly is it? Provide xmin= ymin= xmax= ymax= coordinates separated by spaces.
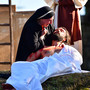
xmin=3 ymin=27 xmax=88 ymax=90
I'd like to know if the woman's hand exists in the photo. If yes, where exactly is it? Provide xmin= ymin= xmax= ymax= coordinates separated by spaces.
xmin=40 ymin=28 xmax=48 ymax=40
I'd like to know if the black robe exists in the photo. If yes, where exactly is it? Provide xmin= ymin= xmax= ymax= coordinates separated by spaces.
xmin=15 ymin=17 xmax=55 ymax=61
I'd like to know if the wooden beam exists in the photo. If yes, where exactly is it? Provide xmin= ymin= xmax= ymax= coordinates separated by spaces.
xmin=0 ymin=23 xmax=10 ymax=26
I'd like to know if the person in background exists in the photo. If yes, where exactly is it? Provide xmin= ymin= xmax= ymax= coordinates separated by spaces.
xmin=15 ymin=6 xmax=55 ymax=61
xmin=26 ymin=27 xmax=71 ymax=62
xmin=53 ymin=0 xmax=88 ymax=54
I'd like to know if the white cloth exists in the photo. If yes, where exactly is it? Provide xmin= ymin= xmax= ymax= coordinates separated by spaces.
xmin=54 ymin=0 xmax=59 ymax=29
xmin=72 ymin=40 xmax=82 ymax=55
xmin=73 ymin=0 xmax=88 ymax=8
xmin=6 ymin=45 xmax=83 ymax=90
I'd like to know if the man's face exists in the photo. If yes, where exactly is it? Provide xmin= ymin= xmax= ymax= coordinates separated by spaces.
xmin=39 ymin=17 xmax=54 ymax=27
xmin=55 ymin=28 xmax=66 ymax=38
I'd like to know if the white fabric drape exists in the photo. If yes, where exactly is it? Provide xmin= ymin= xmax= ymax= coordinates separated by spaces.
xmin=54 ymin=0 xmax=59 ymax=29
xmin=6 ymin=45 xmax=86 ymax=90
xmin=73 ymin=0 xmax=88 ymax=8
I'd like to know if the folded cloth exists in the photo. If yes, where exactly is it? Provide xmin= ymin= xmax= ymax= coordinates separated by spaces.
xmin=6 ymin=45 xmax=83 ymax=90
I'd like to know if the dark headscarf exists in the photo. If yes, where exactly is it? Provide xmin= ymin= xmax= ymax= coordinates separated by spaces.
xmin=29 ymin=6 xmax=55 ymax=21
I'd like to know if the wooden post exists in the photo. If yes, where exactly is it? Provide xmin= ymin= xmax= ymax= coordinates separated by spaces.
xmin=9 ymin=0 xmax=14 ymax=65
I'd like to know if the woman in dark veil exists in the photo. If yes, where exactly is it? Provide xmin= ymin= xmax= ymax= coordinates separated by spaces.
xmin=15 ymin=6 xmax=55 ymax=61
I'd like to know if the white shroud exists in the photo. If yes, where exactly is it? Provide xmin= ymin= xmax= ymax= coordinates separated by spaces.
xmin=6 ymin=45 xmax=84 ymax=90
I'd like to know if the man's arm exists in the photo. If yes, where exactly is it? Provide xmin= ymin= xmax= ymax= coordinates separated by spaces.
xmin=27 ymin=45 xmax=63 ymax=62
xmin=26 ymin=48 xmax=43 ymax=62
xmin=41 ymin=46 xmax=62 ymax=58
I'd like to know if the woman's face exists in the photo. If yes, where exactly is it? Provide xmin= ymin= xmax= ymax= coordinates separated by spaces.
xmin=39 ymin=17 xmax=54 ymax=27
